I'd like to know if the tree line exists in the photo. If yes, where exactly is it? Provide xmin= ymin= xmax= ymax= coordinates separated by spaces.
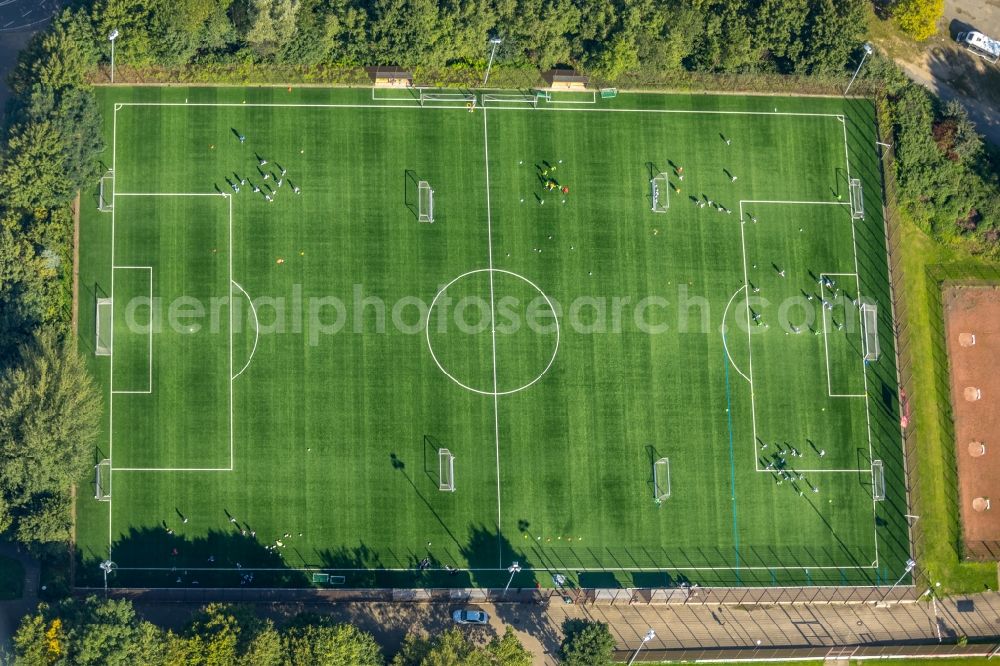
xmin=12 ymin=597 xmax=534 ymax=665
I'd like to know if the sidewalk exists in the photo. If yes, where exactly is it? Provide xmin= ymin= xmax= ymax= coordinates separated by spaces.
xmin=122 ymin=590 xmax=1000 ymax=665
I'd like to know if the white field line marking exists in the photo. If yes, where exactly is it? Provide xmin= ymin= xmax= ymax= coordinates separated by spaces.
xmin=108 ymin=104 xmax=119 ymax=556
xmin=109 ymin=266 xmax=153 ymax=395
xmin=102 ymin=563 xmax=879 ymax=572
xmin=114 ymin=467 xmax=232 ymax=472
xmin=840 ymin=115 xmax=880 ymax=569
xmin=482 ymin=107 xmax=503 ymax=567
xmin=115 ymin=192 xmax=229 ymax=197
xmin=228 ymin=194 xmax=234 ymax=471
xmin=114 ymin=100 xmax=844 ymax=120
xmin=721 ymin=286 xmax=751 ymax=383
xmin=820 ymin=272 xmax=864 ymax=399
xmin=737 ymin=201 xmax=760 ymax=475
xmin=425 ymin=269 xmax=559 ymax=396
xmin=230 ymin=280 xmax=259 ymax=380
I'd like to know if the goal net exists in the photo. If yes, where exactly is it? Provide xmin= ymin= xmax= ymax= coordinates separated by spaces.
xmin=439 ymin=448 xmax=455 ymax=492
xmin=849 ymin=178 xmax=864 ymax=220
xmin=872 ymin=459 xmax=885 ymax=501
xmin=650 ymin=174 xmax=670 ymax=213
xmin=95 ymin=459 xmax=111 ymax=501
xmin=419 ymin=90 xmax=476 ymax=108
xmin=861 ymin=303 xmax=879 ymax=361
xmin=98 ymin=170 xmax=115 ymax=212
xmin=418 ymin=181 xmax=434 ymax=223
xmin=96 ymin=298 xmax=112 ymax=356
xmin=653 ymin=457 xmax=671 ymax=502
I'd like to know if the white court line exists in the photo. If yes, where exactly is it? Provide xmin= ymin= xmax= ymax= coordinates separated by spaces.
xmin=100 ymin=562 xmax=877 ymax=572
xmin=114 ymin=467 xmax=232 ymax=472
xmin=838 ymin=116 xmax=881 ymax=570
xmin=109 ymin=266 xmax=153 ymax=395
xmin=230 ymin=280 xmax=259 ymax=381
xmin=113 ymin=100 xmax=845 ymax=120
xmin=721 ymin=286 xmax=751 ymax=383
xmin=482 ymin=107 xmax=504 ymax=568
xmin=106 ymin=190 xmax=234 ymax=508
xmin=105 ymin=100 xmax=887 ymax=577
xmin=820 ymin=272 xmax=864 ymax=400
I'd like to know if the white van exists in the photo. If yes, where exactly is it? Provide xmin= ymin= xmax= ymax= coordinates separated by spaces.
xmin=957 ymin=31 xmax=1000 ymax=64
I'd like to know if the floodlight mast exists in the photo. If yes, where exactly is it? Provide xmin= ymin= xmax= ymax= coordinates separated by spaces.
xmin=502 ymin=561 xmax=521 ymax=595
xmin=844 ymin=42 xmax=873 ymax=95
xmin=108 ymin=29 xmax=120 ymax=83
xmin=483 ymin=36 xmax=503 ymax=87
xmin=627 ymin=629 xmax=656 ymax=666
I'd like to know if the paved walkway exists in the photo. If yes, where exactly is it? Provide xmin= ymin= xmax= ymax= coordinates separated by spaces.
xmin=120 ymin=591 xmax=1000 ymax=665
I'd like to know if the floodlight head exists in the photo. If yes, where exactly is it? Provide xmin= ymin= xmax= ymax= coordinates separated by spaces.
xmin=643 ymin=629 xmax=656 ymax=641
xmin=863 ymin=42 xmax=873 ymax=55
xmin=99 ymin=560 xmax=115 ymax=573
xmin=489 ymin=36 xmax=502 ymax=45
xmin=108 ymin=29 xmax=119 ymax=41
xmin=905 ymin=558 xmax=916 ymax=571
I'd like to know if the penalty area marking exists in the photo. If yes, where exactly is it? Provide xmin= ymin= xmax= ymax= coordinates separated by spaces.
xmin=425 ymin=268 xmax=560 ymax=397
xmin=230 ymin=280 xmax=259 ymax=381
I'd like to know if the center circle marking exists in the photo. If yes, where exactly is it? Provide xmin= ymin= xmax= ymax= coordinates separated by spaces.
xmin=425 ymin=268 xmax=560 ymax=396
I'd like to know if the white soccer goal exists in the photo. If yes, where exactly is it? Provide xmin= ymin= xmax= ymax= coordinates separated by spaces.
xmin=651 ymin=174 xmax=670 ymax=213
xmin=98 ymin=170 xmax=115 ymax=212
xmin=419 ymin=90 xmax=476 ymax=108
xmin=95 ymin=459 xmax=112 ymax=501
xmin=96 ymin=298 xmax=112 ymax=356
xmin=418 ymin=181 xmax=434 ymax=223
xmin=653 ymin=457 xmax=671 ymax=502
xmin=861 ymin=303 xmax=879 ymax=361
xmin=849 ymin=178 xmax=864 ymax=220
xmin=439 ymin=448 xmax=455 ymax=491
xmin=872 ymin=459 xmax=885 ymax=501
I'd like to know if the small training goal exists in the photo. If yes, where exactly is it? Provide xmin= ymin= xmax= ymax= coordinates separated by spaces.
xmin=95 ymin=459 xmax=112 ymax=501
xmin=98 ymin=170 xmax=115 ymax=212
xmin=861 ymin=303 xmax=879 ymax=362
xmin=439 ymin=448 xmax=455 ymax=492
xmin=651 ymin=174 xmax=670 ymax=213
xmin=96 ymin=298 xmax=112 ymax=356
xmin=418 ymin=181 xmax=434 ymax=223
xmin=849 ymin=178 xmax=864 ymax=220
xmin=653 ymin=457 xmax=671 ymax=503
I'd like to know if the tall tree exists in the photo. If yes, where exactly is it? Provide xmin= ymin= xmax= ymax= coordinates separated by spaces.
xmin=559 ymin=619 xmax=615 ymax=666
xmin=0 ymin=329 xmax=102 ymax=545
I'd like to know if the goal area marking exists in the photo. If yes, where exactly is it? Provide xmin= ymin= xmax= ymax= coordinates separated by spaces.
xmin=653 ymin=457 xmax=671 ymax=502
xmin=650 ymin=173 xmax=670 ymax=213
xmin=439 ymin=448 xmax=455 ymax=492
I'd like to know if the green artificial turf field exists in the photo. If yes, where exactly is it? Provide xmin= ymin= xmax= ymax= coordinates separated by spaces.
xmin=75 ymin=87 xmax=910 ymax=589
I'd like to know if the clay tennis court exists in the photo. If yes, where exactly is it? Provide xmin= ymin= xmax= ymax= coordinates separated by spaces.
xmin=944 ymin=286 xmax=1000 ymax=559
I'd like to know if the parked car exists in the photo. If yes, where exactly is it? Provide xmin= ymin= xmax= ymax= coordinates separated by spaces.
xmin=452 ymin=609 xmax=489 ymax=624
